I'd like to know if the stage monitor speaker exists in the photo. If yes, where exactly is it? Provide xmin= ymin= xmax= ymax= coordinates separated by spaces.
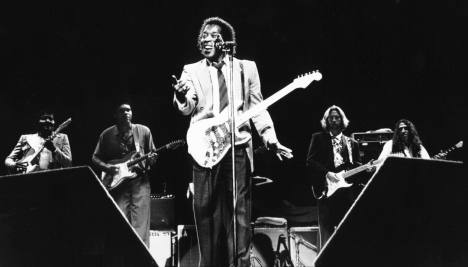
xmin=177 ymin=225 xmax=199 ymax=267
xmin=149 ymin=230 xmax=175 ymax=267
xmin=289 ymin=226 xmax=319 ymax=267
xmin=150 ymin=195 xmax=175 ymax=230
xmin=314 ymin=157 xmax=466 ymax=267
xmin=0 ymin=167 xmax=157 ymax=267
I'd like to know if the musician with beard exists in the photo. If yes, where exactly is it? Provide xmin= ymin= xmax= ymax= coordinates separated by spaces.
xmin=378 ymin=119 xmax=430 ymax=160
xmin=306 ymin=105 xmax=362 ymax=248
xmin=5 ymin=111 xmax=72 ymax=173
xmin=173 ymin=17 xmax=292 ymax=267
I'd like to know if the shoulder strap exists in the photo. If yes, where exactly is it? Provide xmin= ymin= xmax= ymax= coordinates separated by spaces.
xmin=342 ymin=135 xmax=353 ymax=164
xmin=132 ymin=125 xmax=141 ymax=153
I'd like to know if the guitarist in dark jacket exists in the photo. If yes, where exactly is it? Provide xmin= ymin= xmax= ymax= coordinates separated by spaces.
xmin=92 ymin=102 xmax=156 ymax=247
xmin=5 ymin=111 xmax=72 ymax=173
xmin=306 ymin=105 xmax=362 ymax=249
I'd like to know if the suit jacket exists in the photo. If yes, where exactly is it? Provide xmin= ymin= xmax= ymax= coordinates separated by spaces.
xmin=306 ymin=131 xmax=361 ymax=194
xmin=174 ymin=57 xmax=278 ymax=170
xmin=6 ymin=133 xmax=72 ymax=171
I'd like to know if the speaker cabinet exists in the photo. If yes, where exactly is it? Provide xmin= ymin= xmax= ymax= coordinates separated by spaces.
xmin=150 ymin=195 xmax=175 ymax=230
xmin=289 ymin=226 xmax=319 ymax=267
xmin=0 ymin=167 xmax=156 ymax=267
xmin=315 ymin=157 xmax=466 ymax=267
xmin=149 ymin=230 xmax=175 ymax=267
xmin=177 ymin=225 xmax=199 ymax=267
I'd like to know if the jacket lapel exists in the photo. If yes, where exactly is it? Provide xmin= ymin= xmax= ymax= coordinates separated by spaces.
xmin=193 ymin=60 xmax=212 ymax=107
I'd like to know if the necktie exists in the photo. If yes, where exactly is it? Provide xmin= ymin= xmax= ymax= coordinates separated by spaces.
xmin=332 ymin=136 xmax=344 ymax=168
xmin=214 ymin=63 xmax=228 ymax=112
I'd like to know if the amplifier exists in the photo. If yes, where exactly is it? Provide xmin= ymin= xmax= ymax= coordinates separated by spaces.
xmin=150 ymin=194 xmax=175 ymax=230
xmin=352 ymin=131 xmax=393 ymax=144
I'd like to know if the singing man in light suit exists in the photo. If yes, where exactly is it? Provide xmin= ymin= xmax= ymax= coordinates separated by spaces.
xmin=173 ymin=17 xmax=292 ymax=267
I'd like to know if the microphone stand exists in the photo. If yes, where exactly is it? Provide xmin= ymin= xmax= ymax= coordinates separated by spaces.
xmin=223 ymin=43 xmax=238 ymax=266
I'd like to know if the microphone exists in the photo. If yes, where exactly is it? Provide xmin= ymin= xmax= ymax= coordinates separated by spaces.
xmin=215 ymin=39 xmax=237 ymax=50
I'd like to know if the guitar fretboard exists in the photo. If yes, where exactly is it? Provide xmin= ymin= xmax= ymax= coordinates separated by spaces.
xmin=236 ymin=83 xmax=299 ymax=127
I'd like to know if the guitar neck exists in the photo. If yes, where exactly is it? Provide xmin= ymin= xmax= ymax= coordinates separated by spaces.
xmin=127 ymin=153 xmax=151 ymax=167
xmin=127 ymin=146 xmax=166 ymax=167
xmin=342 ymin=159 xmax=383 ymax=179
xmin=126 ymin=140 xmax=184 ymax=167
xmin=342 ymin=164 xmax=369 ymax=179
xmin=433 ymin=141 xmax=463 ymax=159
xmin=236 ymin=83 xmax=299 ymax=126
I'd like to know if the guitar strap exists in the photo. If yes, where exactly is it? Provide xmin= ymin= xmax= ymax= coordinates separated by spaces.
xmin=132 ymin=125 xmax=141 ymax=153
xmin=343 ymin=135 xmax=353 ymax=164
xmin=132 ymin=125 xmax=147 ymax=173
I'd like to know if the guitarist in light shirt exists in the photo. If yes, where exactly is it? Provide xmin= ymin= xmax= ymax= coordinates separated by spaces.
xmin=306 ymin=105 xmax=362 ymax=249
xmin=92 ymin=102 xmax=156 ymax=247
xmin=5 ymin=111 xmax=72 ymax=173
xmin=172 ymin=17 xmax=292 ymax=267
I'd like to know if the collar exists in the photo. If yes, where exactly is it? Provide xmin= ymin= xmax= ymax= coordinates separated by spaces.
xmin=329 ymin=132 xmax=343 ymax=140
xmin=115 ymin=124 xmax=134 ymax=136
xmin=204 ymin=56 xmax=229 ymax=67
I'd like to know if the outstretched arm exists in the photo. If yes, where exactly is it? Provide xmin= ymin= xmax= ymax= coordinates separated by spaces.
xmin=173 ymin=68 xmax=198 ymax=116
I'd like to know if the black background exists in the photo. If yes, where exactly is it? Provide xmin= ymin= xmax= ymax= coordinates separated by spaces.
xmin=1 ymin=0 xmax=466 ymax=224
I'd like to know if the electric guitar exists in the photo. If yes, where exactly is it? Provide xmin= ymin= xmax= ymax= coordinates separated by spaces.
xmin=322 ymin=158 xmax=384 ymax=198
xmin=432 ymin=141 xmax=463 ymax=160
xmin=101 ymin=140 xmax=185 ymax=191
xmin=15 ymin=118 xmax=72 ymax=174
xmin=187 ymin=71 xmax=322 ymax=168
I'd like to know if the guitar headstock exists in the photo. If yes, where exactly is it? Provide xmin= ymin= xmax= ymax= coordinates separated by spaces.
xmin=292 ymin=71 xmax=322 ymax=89
xmin=455 ymin=140 xmax=463 ymax=149
xmin=52 ymin=117 xmax=72 ymax=136
xmin=166 ymin=139 xmax=186 ymax=150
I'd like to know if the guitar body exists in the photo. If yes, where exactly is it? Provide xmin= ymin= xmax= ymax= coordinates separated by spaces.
xmin=16 ymin=149 xmax=40 ymax=174
xmin=324 ymin=159 xmax=383 ymax=198
xmin=325 ymin=170 xmax=353 ymax=197
xmin=101 ymin=139 xmax=185 ymax=191
xmin=187 ymin=71 xmax=322 ymax=169
xmin=187 ymin=111 xmax=250 ymax=168
xmin=15 ymin=142 xmax=43 ymax=174
xmin=101 ymin=152 xmax=139 ymax=191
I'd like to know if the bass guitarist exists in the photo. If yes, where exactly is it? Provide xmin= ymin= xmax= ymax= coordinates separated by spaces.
xmin=306 ymin=105 xmax=363 ymax=249
xmin=92 ymin=101 xmax=156 ymax=247
xmin=5 ymin=110 xmax=72 ymax=174
xmin=173 ymin=17 xmax=292 ymax=267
